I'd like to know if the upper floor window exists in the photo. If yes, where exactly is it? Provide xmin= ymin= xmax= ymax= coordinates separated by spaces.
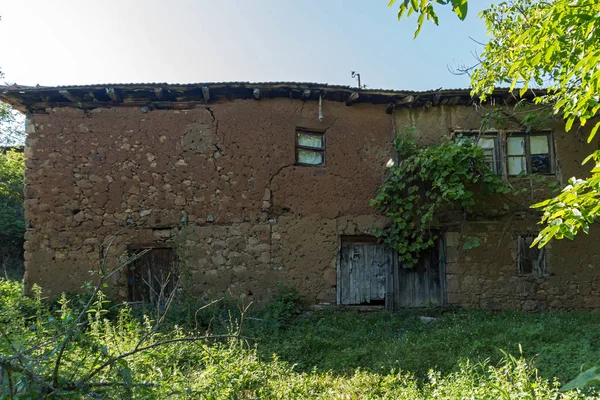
xmin=456 ymin=132 xmax=500 ymax=173
xmin=296 ymin=129 xmax=325 ymax=166
xmin=507 ymin=133 xmax=554 ymax=175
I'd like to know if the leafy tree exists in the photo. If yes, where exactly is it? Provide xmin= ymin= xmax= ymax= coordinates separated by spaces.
xmin=0 ymin=101 xmax=25 ymax=146
xmin=0 ymin=149 xmax=25 ymax=276
xmin=389 ymin=0 xmax=600 ymax=247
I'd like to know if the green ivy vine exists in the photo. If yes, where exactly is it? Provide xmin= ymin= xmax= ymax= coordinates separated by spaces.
xmin=371 ymin=126 xmax=511 ymax=268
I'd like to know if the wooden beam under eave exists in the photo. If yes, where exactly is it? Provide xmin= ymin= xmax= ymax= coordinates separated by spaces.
xmin=301 ymin=89 xmax=311 ymax=101
xmin=385 ymin=102 xmax=395 ymax=114
xmin=105 ymin=88 xmax=121 ymax=102
xmin=345 ymin=92 xmax=359 ymax=106
xmin=58 ymin=90 xmax=83 ymax=108
xmin=397 ymin=95 xmax=415 ymax=105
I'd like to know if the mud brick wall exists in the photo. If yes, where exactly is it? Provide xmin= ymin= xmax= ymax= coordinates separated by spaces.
xmin=394 ymin=106 xmax=600 ymax=311
xmin=23 ymin=98 xmax=393 ymax=303
xmin=23 ymin=95 xmax=600 ymax=310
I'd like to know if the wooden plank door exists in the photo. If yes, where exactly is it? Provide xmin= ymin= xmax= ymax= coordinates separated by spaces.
xmin=339 ymin=239 xmax=393 ymax=305
xmin=127 ymin=248 xmax=177 ymax=305
xmin=391 ymin=238 xmax=446 ymax=309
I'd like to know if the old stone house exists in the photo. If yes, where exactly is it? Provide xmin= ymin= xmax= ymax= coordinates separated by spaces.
xmin=2 ymin=82 xmax=599 ymax=311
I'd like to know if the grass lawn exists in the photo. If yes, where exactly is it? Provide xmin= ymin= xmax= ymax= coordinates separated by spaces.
xmin=253 ymin=308 xmax=600 ymax=384
xmin=3 ymin=278 xmax=600 ymax=398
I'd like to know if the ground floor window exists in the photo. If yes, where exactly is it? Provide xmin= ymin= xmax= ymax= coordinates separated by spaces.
xmin=517 ymin=235 xmax=547 ymax=275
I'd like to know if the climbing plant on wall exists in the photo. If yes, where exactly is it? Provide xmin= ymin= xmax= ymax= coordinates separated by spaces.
xmin=371 ymin=126 xmax=511 ymax=268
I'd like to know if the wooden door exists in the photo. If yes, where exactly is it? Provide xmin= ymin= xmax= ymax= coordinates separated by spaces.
xmin=127 ymin=248 xmax=177 ymax=305
xmin=339 ymin=238 xmax=393 ymax=305
xmin=390 ymin=238 xmax=446 ymax=309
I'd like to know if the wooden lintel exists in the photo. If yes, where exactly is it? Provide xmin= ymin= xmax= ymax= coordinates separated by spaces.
xmin=253 ymin=88 xmax=261 ymax=100
xmin=105 ymin=88 xmax=120 ymax=102
xmin=301 ymin=89 xmax=311 ymax=101
xmin=345 ymin=92 xmax=359 ymax=106
xmin=202 ymin=86 xmax=210 ymax=102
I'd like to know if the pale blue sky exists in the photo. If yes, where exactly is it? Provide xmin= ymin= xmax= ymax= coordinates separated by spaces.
xmin=0 ymin=0 xmax=494 ymax=90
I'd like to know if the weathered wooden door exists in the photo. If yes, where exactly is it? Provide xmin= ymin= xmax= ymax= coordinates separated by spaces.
xmin=338 ymin=238 xmax=393 ymax=305
xmin=127 ymin=248 xmax=177 ymax=305
xmin=390 ymin=239 xmax=446 ymax=309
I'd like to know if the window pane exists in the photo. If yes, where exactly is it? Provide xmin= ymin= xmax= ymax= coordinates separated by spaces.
xmin=298 ymin=149 xmax=323 ymax=165
xmin=507 ymin=136 xmax=525 ymax=156
xmin=508 ymin=156 xmax=526 ymax=175
xmin=478 ymin=137 xmax=496 ymax=150
xmin=483 ymin=149 xmax=496 ymax=172
xmin=531 ymin=154 xmax=551 ymax=173
xmin=297 ymin=132 xmax=324 ymax=149
xmin=456 ymin=135 xmax=498 ymax=173
xmin=530 ymin=135 xmax=549 ymax=154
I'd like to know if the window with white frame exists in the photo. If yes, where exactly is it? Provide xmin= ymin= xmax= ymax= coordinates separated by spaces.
xmin=456 ymin=132 xmax=500 ymax=173
xmin=296 ymin=129 xmax=325 ymax=166
xmin=507 ymin=132 xmax=554 ymax=175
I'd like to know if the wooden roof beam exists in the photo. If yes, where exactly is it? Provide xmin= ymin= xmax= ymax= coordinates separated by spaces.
xmin=345 ymin=92 xmax=359 ymax=106
xmin=105 ymin=88 xmax=121 ymax=102
xmin=58 ymin=90 xmax=82 ymax=107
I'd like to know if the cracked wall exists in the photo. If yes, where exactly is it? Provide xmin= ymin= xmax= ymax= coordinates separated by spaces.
xmin=23 ymin=98 xmax=393 ymax=303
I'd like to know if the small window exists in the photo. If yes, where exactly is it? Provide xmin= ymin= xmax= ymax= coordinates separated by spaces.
xmin=127 ymin=247 xmax=177 ymax=306
xmin=456 ymin=133 xmax=500 ymax=173
xmin=296 ymin=129 xmax=325 ymax=166
xmin=507 ymin=133 xmax=553 ymax=175
xmin=517 ymin=235 xmax=547 ymax=275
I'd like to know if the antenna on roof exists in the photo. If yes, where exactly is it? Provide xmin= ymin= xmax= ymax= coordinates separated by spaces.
xmin=351 ymin=71 xmax=366 ymax=89
xmin=351 ymin=71 xmax=360 ymax=88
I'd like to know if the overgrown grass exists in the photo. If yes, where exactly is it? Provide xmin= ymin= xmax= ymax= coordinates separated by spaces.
xmin=1 ymin=278 xmax=598 ymax=398
xmin=254 ymin=308 xmax=600 ymax=384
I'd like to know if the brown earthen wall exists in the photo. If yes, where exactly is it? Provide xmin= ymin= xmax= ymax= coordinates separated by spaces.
xmin=394 ymin=106 xmax=600 ymax=310
xmin=23 ymin=98 xmax=600 ymax=310
xmin=23 ymin=98 xmax=392 ymax=303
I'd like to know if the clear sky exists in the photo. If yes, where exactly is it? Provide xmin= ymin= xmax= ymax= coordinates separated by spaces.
xmin=0 ymin=0 xmax=494 ymax=91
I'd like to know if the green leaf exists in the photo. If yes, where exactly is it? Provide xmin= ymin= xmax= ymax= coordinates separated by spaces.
xmin=588 ymin=121 xmax=600 ymax=143
xmin=450 ymin=0 xmax=468 ymax=20
xmin=561 ymin=366 xmax=600 ymax=392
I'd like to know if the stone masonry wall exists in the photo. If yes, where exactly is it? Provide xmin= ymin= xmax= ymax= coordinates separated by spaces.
xmin=23 ymin=95 xmax=600 ymax=310
xmin=395 ymin=106 xmax=600 ymax=310
xmin=23 ymin=98 xmax=393 ymax=303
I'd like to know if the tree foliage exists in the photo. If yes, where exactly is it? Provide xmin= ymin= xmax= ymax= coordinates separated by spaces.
xmin=391 ymin=0 xmax=600 ymax=248
xmin=0 ymin=149 xmax=25 ymax=255
xmin=388 ymin=0 xmax=469 ymax=37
